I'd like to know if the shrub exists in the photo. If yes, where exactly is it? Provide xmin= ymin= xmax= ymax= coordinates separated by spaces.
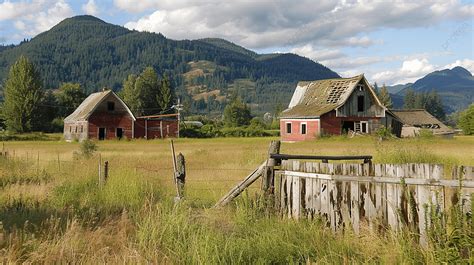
xmin=458 ymin=104 xmax=474 ymax=135
xmin=375 ymin=126 xmax=393 ymax=140
xmin=418 ymin=128 xmax=434 ymax=139
xmin=75 ymin=139 xmax=98 ymax=159
xmin=180 ymin=127 xmax=204 ymax=138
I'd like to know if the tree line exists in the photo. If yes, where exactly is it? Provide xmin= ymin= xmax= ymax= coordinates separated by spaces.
xmin=0 ymin=56 xmax=176 ymax=132
xmin=373 ymin=82 xmax=446 ymax=121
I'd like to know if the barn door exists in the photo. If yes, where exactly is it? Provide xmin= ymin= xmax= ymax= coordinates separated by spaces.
xmin=98 ymin=128 xmax=106 ymax=140
xmin=116 ymin=128 xmax=123 ymax=139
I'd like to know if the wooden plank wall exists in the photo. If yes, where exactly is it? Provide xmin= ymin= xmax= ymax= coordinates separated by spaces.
xmin=277 ymin=161 xmax=473 ymax=246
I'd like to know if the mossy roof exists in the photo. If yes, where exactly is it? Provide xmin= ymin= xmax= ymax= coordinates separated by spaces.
xmin=280 ymin=75 xmax=371 ymax=118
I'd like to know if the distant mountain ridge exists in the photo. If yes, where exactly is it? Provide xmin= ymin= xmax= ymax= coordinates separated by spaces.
xmin=0 ymin=15 xmax=339 ymax=114
xmin=387 ymin=66 xmax=473 ymax=112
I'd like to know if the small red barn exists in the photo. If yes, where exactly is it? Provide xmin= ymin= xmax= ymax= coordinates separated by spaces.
xmin=64 ymin=90 xmax=179 ymax=141
xmin=279 ymin=74 xmax=401 ymax=141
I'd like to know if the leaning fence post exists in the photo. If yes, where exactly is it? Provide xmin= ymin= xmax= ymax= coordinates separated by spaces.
xmin=176 ymin=153 xmax=186 ymax=199
xmin=262 ymin=140 xmax=281 ymax=195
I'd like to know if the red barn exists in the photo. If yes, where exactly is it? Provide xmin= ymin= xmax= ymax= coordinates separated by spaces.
xmin=279 ymin=74 xmax=401 ymax=141
xmin=64 ymin=90 xmax=179 ymax=141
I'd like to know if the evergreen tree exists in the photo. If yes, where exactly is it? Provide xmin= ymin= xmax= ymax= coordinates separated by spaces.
xmin=56 ymin=82 xmax=86 ymax=117
xmin=2 ymin=56 xmax=44 ymax=132
xmin=378 ymin=84 xmax=393 ymax=108
xmin=403 ymin=88 xmax=416 ymax=109
xmin=425 ymin=91 xmax=445 ymax=121
xmin=373 ymin=82 xmax=380 ymax=95
xmin=158 ymin=75 xmax=173 ymax=113
xmin=135 ymin=67 xmax=160 ymax=115
xmin=223 ymin=97 xmax=252 ymax=127
xmin=119 ymin=74 xmax=142 ymax=115
xmin=458 ymin=104 xmax=474 ymax=135
xmin=37 ymin=90 xmax=59 ymax=132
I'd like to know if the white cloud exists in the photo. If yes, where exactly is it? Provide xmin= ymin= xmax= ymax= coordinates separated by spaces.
xmin=0 ymin=0 xmax=44 ymax=21
xmin=372 ymin=58 xmax=436 ymax=84
xmin=10 ymin=0 xmax=74 ymax=37
xmin=290 ymin=45 xmax=344 ymax=61
xmin=122 ymin=0 xmax=473 ymax=49
xmin=444 ymin=59 xmax=474 ymax=73
xmin=82 ymin=0 xmax=99 ymax=16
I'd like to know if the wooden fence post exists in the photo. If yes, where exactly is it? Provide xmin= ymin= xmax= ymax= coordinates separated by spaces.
xmin=104 ymin=161 xmax=109 ymax=184
xmin=262 ymin=140 xmax=281 ymax=194
xmin=176 ymin=153 xmax=186 ymax=199
xmin=98 ymin=154 xmax=102 ymax=185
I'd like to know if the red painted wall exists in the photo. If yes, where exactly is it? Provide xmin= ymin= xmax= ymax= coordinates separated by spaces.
xmin=280 ymin=119 xmax=320 ymax=141
xmin=88 ymin=112 xmax=134 ymax=139
xmin=320 ymin=110 xmax=381 ymax=135
xmin=134 ymin=118 xmax=179 ymax=139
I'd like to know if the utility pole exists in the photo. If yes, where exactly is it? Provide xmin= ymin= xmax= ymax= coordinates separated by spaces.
xmin=172 ymin=98 xmax=184 ymax=138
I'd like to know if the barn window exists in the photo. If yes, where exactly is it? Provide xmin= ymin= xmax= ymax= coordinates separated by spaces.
xmin=357 ymin=96 xmax=364 ymax=112
xmin=301 ymin=123 xmax=307 ymax=135
xmin=80 ymin=125 xmax=83 ymax=133
xmin=286 ymin=122 xmax=292 ymax=134
xmin=107 ymin=101 xmax=115 ymax=111
xmin=69 ymin=126 xmax=72 ymax=133
xmin=75 ymin=126 xmax=77 ymax=133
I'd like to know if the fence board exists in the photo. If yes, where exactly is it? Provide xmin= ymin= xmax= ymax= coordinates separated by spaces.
xmin=277 ymin=161 xmax=473 ymax=246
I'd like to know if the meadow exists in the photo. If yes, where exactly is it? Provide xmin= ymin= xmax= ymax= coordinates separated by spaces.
xmin=0 ymin=135 xmax=473 ymax=263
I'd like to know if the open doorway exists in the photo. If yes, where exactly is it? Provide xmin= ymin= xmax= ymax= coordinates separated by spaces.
xmin=341 ymin=121 xmax=354 ymax=134
xmin=98 ymin=128 xmax=106 ymax=140
xmin=116 ymin=128 xmax=123 ymax=139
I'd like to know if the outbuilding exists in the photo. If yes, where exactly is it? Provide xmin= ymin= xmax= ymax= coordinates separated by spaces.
xmin=63 ymin=89 xmax=179 ymax=141
xmin=279 ymin=74 xmax=402 ymax=141
xmin=391 ymin=109 xmax=454 ymax=138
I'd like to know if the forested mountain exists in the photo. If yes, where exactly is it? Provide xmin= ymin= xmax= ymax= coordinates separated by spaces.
xmin=0 ymin=15 xmax=339 ymax=115
xmin=387 ymin=66 xmax=474 ymax=113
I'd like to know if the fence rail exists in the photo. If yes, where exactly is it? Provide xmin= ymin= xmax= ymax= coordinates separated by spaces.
xmin=275 ymin=161 xmax=473 ymax=246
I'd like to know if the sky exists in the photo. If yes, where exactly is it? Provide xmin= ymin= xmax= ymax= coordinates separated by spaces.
xmin=0 ymin=0 xmax=473 ymax=85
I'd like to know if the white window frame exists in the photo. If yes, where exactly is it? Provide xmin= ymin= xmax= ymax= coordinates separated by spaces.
xmin=360 ymin=121 xmax=368 ymax=133
xmin=286 ymin=122 xmax=292 ymax=134
xmin=300 ymin=122 xmax=307 ymax=135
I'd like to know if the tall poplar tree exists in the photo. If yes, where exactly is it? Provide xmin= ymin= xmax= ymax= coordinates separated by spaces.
xmin=2 ymin=56 xmax=44 ymax=132
xmin=158 ymin=75 xmax=173 ymax=113
xmin=403 ymin=88 xmax=416 ymax=109
xmin=378 ymin=84 xmax=393 ymax=108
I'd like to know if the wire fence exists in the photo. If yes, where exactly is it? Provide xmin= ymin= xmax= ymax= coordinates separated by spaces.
xmin=1 ymin=149 xmax=263 ymax=192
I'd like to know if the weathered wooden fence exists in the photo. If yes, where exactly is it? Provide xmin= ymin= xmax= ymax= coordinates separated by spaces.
xmin=275 ymin=161 xmax=473 ymax=245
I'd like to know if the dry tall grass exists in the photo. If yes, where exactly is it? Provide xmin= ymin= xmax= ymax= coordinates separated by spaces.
xmin=0 ymin=135 xmax=472 ymax=263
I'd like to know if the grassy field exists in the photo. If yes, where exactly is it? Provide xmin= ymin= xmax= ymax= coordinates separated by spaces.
xmin=0 ymin=135 xmax=473 ymax=263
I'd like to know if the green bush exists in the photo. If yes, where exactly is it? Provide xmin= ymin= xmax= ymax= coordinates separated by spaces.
xmin=74 ymin=139 xmax=98 ymax=159
xmin=375 ymin=126 xmax=393 ymax=140
xmin=418 ymin=128 xmax=434 ymax=139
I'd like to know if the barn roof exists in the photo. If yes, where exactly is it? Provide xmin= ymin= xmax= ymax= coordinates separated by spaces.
xmin=64 ymin=90 xmax=136 ymax=122
xmin=280 ymin=74 xmax=383 ymax=118
xmin=391 ymin=109 xmax=453 ymax=134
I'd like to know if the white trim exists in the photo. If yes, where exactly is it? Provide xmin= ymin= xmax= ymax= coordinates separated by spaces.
xmin=280 ymin=118 xmax=320 ymax=122
xmin=300 ymin=122 xmax=307 ymax=135
xmin=285 ymin=121 xmax=292 ymax=134
xmin=86 ymin=91 xmax=137 ymax=121
xmin=98 ymin=127 xmax=106 ymax=140
xmin=115 ymin=127 xmax=124 ymax=138
xmin=317 ymin=119 xmax=321 ymax=136
xmin=360 ymin=121 xmax=368 ymax=133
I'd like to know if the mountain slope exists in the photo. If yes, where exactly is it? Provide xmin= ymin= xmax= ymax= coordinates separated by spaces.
xmin=0 ymin=15 xmax=339 ymax=114
xmin=388 ymin=66 xmax=473 ymax=112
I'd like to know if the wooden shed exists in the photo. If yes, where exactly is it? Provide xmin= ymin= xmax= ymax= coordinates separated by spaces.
xmin=280 ymin=74 xmax=402 ymax=141
xmin=391 ymin=109 xmax=454 ymax=138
